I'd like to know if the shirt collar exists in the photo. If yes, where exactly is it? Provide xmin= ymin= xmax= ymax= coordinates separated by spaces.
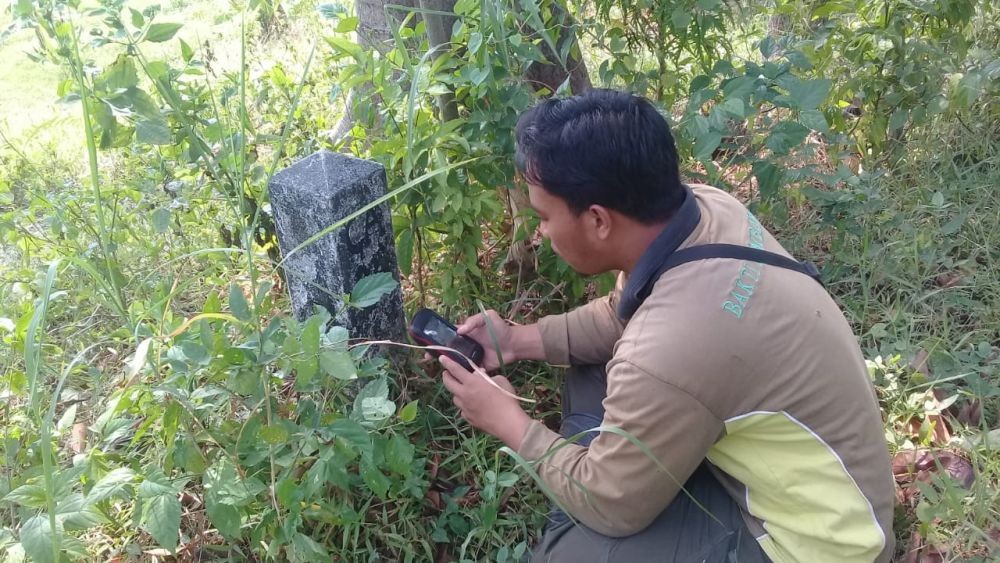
xmin=616 ymin=185 xmax=701 ymax=321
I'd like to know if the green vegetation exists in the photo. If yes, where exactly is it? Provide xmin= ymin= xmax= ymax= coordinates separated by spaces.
xmin=1 ymin=0 xmax=997 ymax=561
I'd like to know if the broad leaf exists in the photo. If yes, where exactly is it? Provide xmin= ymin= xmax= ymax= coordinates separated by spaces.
xmin=87 ymin=467 xmax=136 ymax=505
xmin=206 ymin=498 xmax=241 ymax=538
xmin=55 ymin=493 xmax=106 ymax=530
xmin=19 ymin=515 xmax=57 ymax=563
xmin=3 ymin=483 xmax=47 ymax=508
xmin=361 ymin=457 xmax=391 ymax=499
xmin=352 ymin=377 xmax=394 ymax=422
xmin=320 ymin=349 xmax=357 ymax=380
xmin=692 ymin=132 xmax=723 ymax=161
xmin=97 ymin=56 xmax=139 ymax=92
xmin=151 ymin=208 xmax=170 ymax=233
xmin=398 ymin=400 xmax=418 ymax=423
xmin=385 ymin=434 xmax=414 ymax=476
xmin=229 ymin=283 xmax=251 ymax=321
xmin=180 ymin=39 xmax=194 ymax=63
xmin=292 ymin=532 xmax=330 ymax=560
xmin=136 ymin=119 xmax=172 ymax=145
xmin=325 ymin=419 xmax=373 ymax=456
xmin=141 ymin=494 xmax=181 ymax=551
xmin=145 ymin=23 xmax=183 ymax=43
xmin=350 ymin=272 xmax=397 ymax=308
xmin=799 ymin=109 xmax=829 ymax=133
xmin=752 ymin=161 xmax=783 ymax=200
xmin=776 ymin=76 xmax=832 ymax=110
xmin=765 ymin=121 xmax=810 ymax=154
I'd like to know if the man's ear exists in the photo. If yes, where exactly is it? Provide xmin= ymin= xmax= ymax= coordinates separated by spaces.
xmin=587 ymin=205 xmax=614 ymax=240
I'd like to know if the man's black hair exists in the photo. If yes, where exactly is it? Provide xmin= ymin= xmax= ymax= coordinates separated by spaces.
xmin=514 ymin=89 xmax=684 ymax=224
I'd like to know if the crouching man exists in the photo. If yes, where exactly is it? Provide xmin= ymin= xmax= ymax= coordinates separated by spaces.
xmin=438 ymin=89 xmax=895 ymax=563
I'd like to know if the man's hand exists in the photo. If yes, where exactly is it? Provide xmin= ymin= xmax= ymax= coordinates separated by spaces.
xmin=439 ymin=355 xmax=532 ymax=450
xmin=455 ymin=310 xmax=516 ymax=371
xmin=455 ymin=310 xmax=547 ymax=370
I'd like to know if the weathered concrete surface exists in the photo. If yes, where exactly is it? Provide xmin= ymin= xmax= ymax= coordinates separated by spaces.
xmin=269 ymin=150 xmax=404 ymax=342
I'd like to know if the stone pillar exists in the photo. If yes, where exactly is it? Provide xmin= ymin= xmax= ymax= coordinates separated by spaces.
xmin=269 ymin=150 xmax=404 ymax=342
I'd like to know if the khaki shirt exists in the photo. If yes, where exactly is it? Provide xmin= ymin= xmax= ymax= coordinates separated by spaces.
xmin=519 ymin=185 xmax=895 ymax=563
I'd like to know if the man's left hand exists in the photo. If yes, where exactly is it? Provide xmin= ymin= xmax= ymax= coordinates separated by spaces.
xmin=438 ymin=355 xmax=532 ymax=451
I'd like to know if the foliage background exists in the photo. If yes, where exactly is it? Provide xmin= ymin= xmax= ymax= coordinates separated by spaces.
xmin=0 ymin=0 xmax=997 ymax=561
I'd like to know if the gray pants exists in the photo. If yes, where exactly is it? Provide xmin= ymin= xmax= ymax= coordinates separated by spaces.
xmin=530 ymin=365 xmax=771 ymax=563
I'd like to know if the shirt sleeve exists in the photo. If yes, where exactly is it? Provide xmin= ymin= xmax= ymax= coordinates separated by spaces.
xmin=516 ymin=359 xmax=724 ymax=537
xmin=536 ymin=274 xmax=626 ymax=366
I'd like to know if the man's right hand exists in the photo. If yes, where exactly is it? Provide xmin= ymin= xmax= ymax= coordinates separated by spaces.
xmin=456 ymin=310 xmax=517 ymax=372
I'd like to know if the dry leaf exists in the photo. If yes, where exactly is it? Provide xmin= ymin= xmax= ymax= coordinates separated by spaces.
xmin=934 ymin=272 xmax=963 ymax=288
xmin=69 ymin=422 xmax=87 ymax=454
xmin=910 ymin=349 xmax=931 ymax=376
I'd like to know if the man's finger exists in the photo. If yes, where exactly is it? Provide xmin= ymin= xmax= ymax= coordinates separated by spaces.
xmin=491 ymin=375 xmax=515 ymax=393
xmin=439 ymin=355 xmax=471 ymax=382
xmin=456 ymin=313 xmax=483 ymax=335
xmin=442 ymin=371 xmax=462 ymax=395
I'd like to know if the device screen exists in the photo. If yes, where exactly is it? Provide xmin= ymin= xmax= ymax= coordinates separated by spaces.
xmin=423 ymin=316 xmax=458 ymax=345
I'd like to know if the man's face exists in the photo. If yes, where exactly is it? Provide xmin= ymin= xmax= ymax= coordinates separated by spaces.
xmin=527 ymin=183 xmax=604 ymax=276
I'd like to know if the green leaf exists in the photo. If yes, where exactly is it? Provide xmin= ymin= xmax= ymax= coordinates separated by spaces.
xmin=145 ymin=23 xmax=183 ymax=43
xmin=722 ymin=76 xmax=755 ymax=99
xmin=141 ymin=493 xmax=181 ymax=551
xmin=888 ymin=108 xmax=908 ymax=132
xmin=3 ymin=483 xmax=47 ymax=508
xmin=151 ymin=208 xmax=171 ymax=233
xmin=180 ymin=39 xmax=194 ymax=63
xmin=292 ymin=532 xmax=330 ymax=560
xmin=398 ymin=400 xmax=418 ymax=422
xmin=352 ymin=377 xmax=395 ymax=422
xmin=325 ymin=36 xmax=363 ymax=60
xmin=468 ymin=32 xmax=483 ymax=55
xmin=97 ymin=56 xmax=139 ymax=92
xmin=396 ymin=228 xmax=414 ymax=276
xmin=326 ymin=419 xmax=373 ymax=455
xmin=19 ymin=515 xmax=57 ymax=563
xmin=799 ymin=109 xmax=829 ymax=133
xmin=692 ymin=132 xmax=723 ymax=161
xmin=259 ymin=424 xmax=289 ymax=445
xmin=145 ymin=60 xmax=170 ymax=80
xmin=206 ymin=499 xmax=241 ymax=538
xmin=136 ymin=119 xmax=172 ymax=145
xmin=719 ymin=97 xmax=745 ymax=118
xmin=952 ymin=71 xmax=984 ymax=109
xmin=361 ymin=458 xmax=391 ymax=499
xmin=229 ymin=283 xmax=251 ymax=321
xmin=275 ymin=477 xmax=300 ymax=507
xmin=87 ymin=468 xmax=136 ymax=505
xmin=776 ymin=76 xmax=832 ymax=110
xmin=496 ymin=471 xmax=518 ymax=488
xmin=296 ymin=316 xmax=321 ymax=388
xmin=350 ymin=272 xmax=398 ymax=309
xmin=56 ymin=493 xmax=107 ymax=530
xmin=385 ymin=434 xmax=414 ymax=476
xmin=335 ymin=16 xmax=358 ymax=33
xmin=129 ymin=8 xmax=145 ymax=27
xmin=670 ymin=9 xmax=692 ymax=29
xmin=765 ymin=121 xmax=810 ymax=154
xmin=752 ymin=161 xmax=783 ymax=200
xmin=205 ymin=458 xmax=266 ymax=506
xmin=138 ymin=478 xmax=174 ymax=499
xmin=320 ymin=349 xmax=357 ymax=380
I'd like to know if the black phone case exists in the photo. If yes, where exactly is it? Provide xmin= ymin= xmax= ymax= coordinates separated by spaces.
xmin=408 ymin=309 xmax=484 ymax=371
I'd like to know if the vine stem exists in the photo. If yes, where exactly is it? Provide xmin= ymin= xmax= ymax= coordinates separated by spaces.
xmin=350 ymin=340 xmax=536 ymax=404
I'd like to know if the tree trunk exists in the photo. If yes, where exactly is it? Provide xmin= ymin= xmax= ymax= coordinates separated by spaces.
xmin=330 ymin=0 xmax=417 ymax=146
xmin=502 ymin=2 xmax=591 ymax=278
xmin=420 ymin=0 xmax=459 ymax=122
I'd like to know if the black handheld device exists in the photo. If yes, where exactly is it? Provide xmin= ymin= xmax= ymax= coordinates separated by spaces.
xmin=408 ymin=308 xmax=485 ymax=371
